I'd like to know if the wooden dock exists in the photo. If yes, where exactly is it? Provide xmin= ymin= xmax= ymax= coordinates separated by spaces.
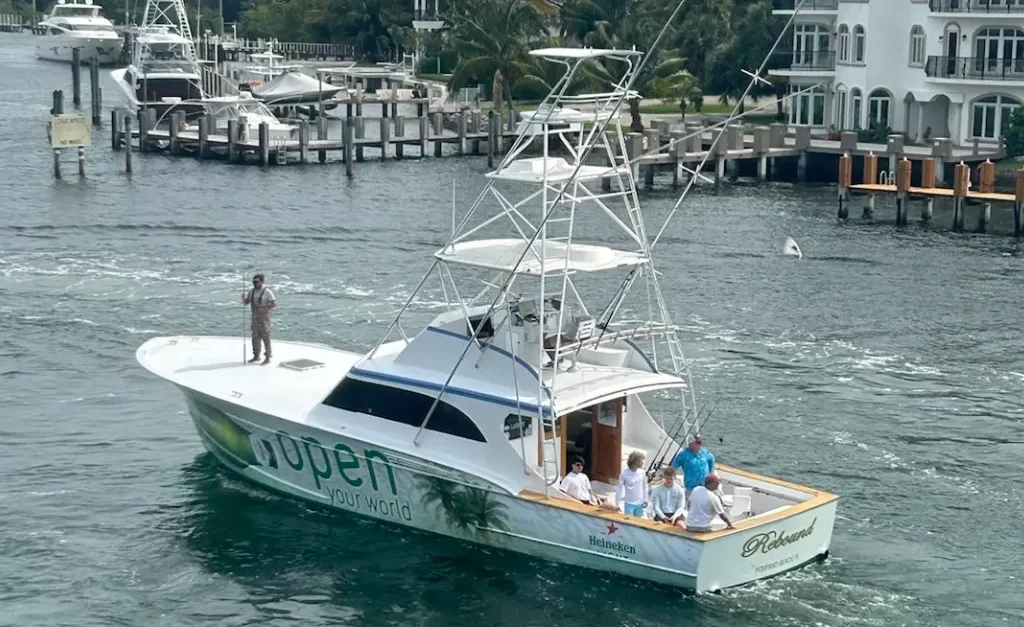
xmin=838 ymin=151 xmax=1024 ymax=235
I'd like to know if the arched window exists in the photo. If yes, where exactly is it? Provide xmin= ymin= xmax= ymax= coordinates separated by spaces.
xmin=838 ymin=24 xmax=850 ymax=63
xmin=971 ymin=94 xmax=1021 ymax=139
xmin=868 ymin=89 xmax=893 ymax=128
xmin=853 ymin=25 xmax=866 ymax=63
xmin=909 ymin=26 xmax=926 ymax=66
xmin=835 ymin=84 xmax=849 ymax=129
xmin=850 ymin=87 xmax=863 ymax=130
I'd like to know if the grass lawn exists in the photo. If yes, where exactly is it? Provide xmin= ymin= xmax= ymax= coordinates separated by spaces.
xmin=995 ymin=157 xmax=1024 ymax=174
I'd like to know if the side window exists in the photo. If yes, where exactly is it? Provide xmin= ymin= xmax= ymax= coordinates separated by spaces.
xmin=323 ymin=377 xmax=486 ymax=442
xmin=503 ymin=413 xmax=533 ymax=440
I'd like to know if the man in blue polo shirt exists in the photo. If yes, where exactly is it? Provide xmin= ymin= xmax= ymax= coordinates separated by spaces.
xmin=672 ymin=434 xmax=715 ymax=497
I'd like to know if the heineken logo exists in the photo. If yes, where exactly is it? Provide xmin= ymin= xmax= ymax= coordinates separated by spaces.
xmin=589 ymin=535 xmax=636 ymax=555
xmin=741 ymin=518 xmax=817 ymax=558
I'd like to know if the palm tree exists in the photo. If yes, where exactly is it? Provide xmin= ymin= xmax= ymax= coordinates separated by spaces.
xmin=416 ymin=476 xmax=461 ymax=527
xmin=320 ymin=0 xmax=411 ymax=62
xmin=455 ymin=487 xmax=511 ymax=537
xmin=445 ymin=0 xmax=549 ymax=112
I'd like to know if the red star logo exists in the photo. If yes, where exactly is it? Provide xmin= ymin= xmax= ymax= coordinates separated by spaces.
xmin=606 ymin=522 xmax=618 ymax=535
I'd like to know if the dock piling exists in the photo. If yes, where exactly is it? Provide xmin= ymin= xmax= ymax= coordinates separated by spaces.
xmin=123 ymin=114 xmax=133 ymax=173
xmin=227 ymin=119 xmax=237 ymax=162
xmin=299 ymin=122 xmax=309 ymax=164
xmin=979 ymin=160 xmax=995 ymax=232
xmin=895 ymin=158 xmax=911 ymax=226
xmin=1015 ymin=169 xmax=1024 ymax=237
xmin=457 ymin=113 xmax=467 ymax=156
xmin=343 ymin=118 xmax=354 ymax=177
xmin=52 ymin=89 xmax=64 ymax=115
xmin=71 ymin=47 xmax=81 ymax=107
xmin=953 ymin=162 xmax=969 ymax=231
xmin=394 ymin=116 xmax=405 ymax=158
xmin=138 ymin=109 xmax=148 ymax=152
xmin=77 ymin=146 xmax=85 ymax=177
xmin=487 ymin=111 xmax=496 ymax=169
xmin=258 ymin=121 xmax=269 ymax=166
xmin=111 ymin=109 xmax=121 ymax=151
xmin=198 ymin=116 xmax=209 ymax=160
xmin=419 ymin=116 xmax=429 ymax=157
xmin=169 ymin=113 xmax=179 ymax=155
xmin=379 ymin=117 xmax=391 ymax=158
xmin=921 ymin=158 xmax=937 ymax=222
xmin=89 ymin=58 xmax=101 ymax=126
xmin=863 ymin=152 xmax=879 ymax=219
xmin=838 ymin=153 xmax=852 ymax=220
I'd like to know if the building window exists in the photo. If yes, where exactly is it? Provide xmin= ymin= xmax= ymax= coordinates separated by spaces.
xmin=838 ymin=24 xmax=850 ymax=63
xmin=789 ymin=84 xmax=826 ymax=126
xmin=323 ymin=377 xmax=488 ymax=442
xmin=853 ymin=25 xmax=866 ymax=63
xmin=836 ymin=87 xmax=849 ymax=129
xmin=793 ymin=23 xmax=832 ymax=68
xmin=974 ymin=27 xmax=1024 ymax=76
xmin=910 ymin=26 xmax=926 ymax=67
xmin=851 ymin=87 xmax=863 ymax=130
xmin=971 ymin=94 xmax=1021 ymax=139
xmin=868 ymin=89 xmax=892 ymax=127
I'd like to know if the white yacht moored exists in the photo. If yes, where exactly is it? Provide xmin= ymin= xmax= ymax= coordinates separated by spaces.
xmin=109 ymin=0 xmax=205 ymax=118
xmin=136 ymin=47 xmax=838 ymax=593
xmin=35 ymin=0 xmax=123 ymax=65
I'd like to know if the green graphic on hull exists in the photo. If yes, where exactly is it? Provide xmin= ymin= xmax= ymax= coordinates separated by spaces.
xmin=190 ymin=400 xmax=260 ymax=468
xmin=417 ymin=476 xmax=510 ymax=537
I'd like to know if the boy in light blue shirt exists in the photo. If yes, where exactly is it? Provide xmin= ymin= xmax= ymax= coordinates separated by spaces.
xmin=672 ymin=434 xmax=715 ymax=496
xmin=651 ymin=466 xmax=686 ymax=527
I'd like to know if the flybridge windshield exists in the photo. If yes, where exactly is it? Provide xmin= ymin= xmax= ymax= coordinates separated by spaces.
xmin=52 ymin=5 xmax=99 ymax=16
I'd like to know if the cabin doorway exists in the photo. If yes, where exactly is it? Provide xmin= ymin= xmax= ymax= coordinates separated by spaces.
xmin=589 ymin=399 xmax=623 ymax=484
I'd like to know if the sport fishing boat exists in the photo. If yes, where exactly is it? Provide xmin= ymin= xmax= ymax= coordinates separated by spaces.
xmin=35 ymin=0 xmax=123 ymax=65
xmin=136 ymin=47 xmax=838 ymax=593
xmin=109 ymin=0 xmax=206 ymax=119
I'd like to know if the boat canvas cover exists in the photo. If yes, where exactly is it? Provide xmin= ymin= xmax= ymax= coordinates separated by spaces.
xmin=252 ymin=71 xmax=342 ymax=102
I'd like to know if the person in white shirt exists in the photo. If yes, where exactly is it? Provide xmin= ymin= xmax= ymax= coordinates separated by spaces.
xmin=559 ymin=456 xmax=598 ymax=505
xmin=686 ymin=473 xmax=734 ymax=532
xmin=651 ymin=466 xmax=686 ymax=527
xmin=615 ymin=450 xmax=650 ymax=518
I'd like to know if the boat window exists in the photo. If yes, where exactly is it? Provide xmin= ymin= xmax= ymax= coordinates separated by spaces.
xmin=323 ymin=377 xmax=487 ymax=442
xmin=467 ymin=315 xmax=494 ymax=340
xmin=502 ymin=413 xmax=533 ymax=440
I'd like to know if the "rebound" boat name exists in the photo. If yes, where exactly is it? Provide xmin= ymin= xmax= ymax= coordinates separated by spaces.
xmin=741 ymin=518 xmax=817 ymax=558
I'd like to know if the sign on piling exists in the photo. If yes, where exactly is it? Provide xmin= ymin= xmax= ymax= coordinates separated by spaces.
xmin=50 ymin=114 xmax=91 ymax=149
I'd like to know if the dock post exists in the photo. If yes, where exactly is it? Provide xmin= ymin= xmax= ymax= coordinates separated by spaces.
xmin=111 ymin=109 xmax=121 ymax=151
xmin=344 ymin=117 xmax=354 ymax=177
xmin=71 ymin=47 xmax=81 ymax=107
xmin=863 ymin=152 xmax=879 ymax=219
xmin=978 ymin=160 xmax=995 ymax=232
xmin=642 ymin=128 xmax=659 ymax=189
xmin=1014 ymin=169 xmax=1024 ymax=237
xmin=169 ymin=112 xmax=180 ymax=155
xmin=670 ymin=130 xmax=684 ymax=188
xmin=457 ymin=113 xmax=467 ymax=156
xmin=354 ymin=116 xmax=365 ymax=139
xmin=89 ymin=58 xmax=101 ymax=126
xmin=432 ymin=111 xmax=443 ymax=136
xmin=895 ymin=158 xmax=911 ymax=226
xmin=138 ymin=109 xmax=148 ymax=153
xmin=953 ymin=162 xmax=968 ymax=231
xmin=838 ymin=153 xmax=852 ymax=220
xmin=379 ymin=116 xmax=391 ymax=158
xmin=123 ymin=114 xmax=133 ymax=174
xmin=419 ymin=116 xmax=429 ymax=157
xmin=921 ymin=158 xmax=937 ymax=222
xmin=487 ymin=111 xmax=496 ymax=169
xmin=53 ymin=148 xmax=61 ymax=179
xmin=394 ymin=116 xmax=405 ymax=158
xmin=227 ymin=119 xmax=238 ymax=163
xmin=77 ymin=145 xmax=85 ymax=177
xmin=198 ymin=116 xmax=209 ymax=160
xmin=471 ymin=110 xmax=481 ymax=155
xmin=52 ymin=89 xmax=64 ymax=115
xmin=258 ymin=121 xmax=269 ymax=166
xmin=626 ymin=133 xmax=643 ymax=183
xmin=795 ymin=126 xmax=811 ymax=183
xmin=317 ymin=115 xmax=327 ymax=140
xmin=299 ymin=122 xmax=309 ymax=164
xmin=754 ymin=126 xmax=771 ymax=182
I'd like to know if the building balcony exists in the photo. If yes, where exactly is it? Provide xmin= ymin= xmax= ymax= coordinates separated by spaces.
xmin=772 ymin=0 xmax=838 ymax=12
xmin=769 ymin=51 xmax=836 ymax=77
xmin=929 ymin=0 xmax=1024 ymax=13
xmin=926 ymin=55 xmax=1024 ymax=82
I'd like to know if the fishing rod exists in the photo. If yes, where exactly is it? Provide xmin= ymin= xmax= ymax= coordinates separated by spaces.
xmin=646 ymin=402 xmax=697 ymax=477
xmin=661 ymin=399 xmax=720 ymax=476
xmin=647 ymin=401 xmax=708 ymax=480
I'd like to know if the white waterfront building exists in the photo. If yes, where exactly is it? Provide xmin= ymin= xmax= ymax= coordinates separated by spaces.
xmin=771 ymin=0 xmax=1024 ymax=147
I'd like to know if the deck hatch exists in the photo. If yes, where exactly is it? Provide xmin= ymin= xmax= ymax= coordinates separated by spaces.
xmin=279 ymin=358 xmax=326 ymax=371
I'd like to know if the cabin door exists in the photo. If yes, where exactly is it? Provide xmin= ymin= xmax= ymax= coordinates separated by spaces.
xmin=590 ymin=399 xmax=622 ymax=484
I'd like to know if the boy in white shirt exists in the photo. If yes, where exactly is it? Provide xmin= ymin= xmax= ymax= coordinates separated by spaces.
xmin=686 ymin=473 xmax=735 ymax=532
xmin=651 ymin=466 xmax=686 ymax=527
xmin=560 ymin=456 xmax=598 ymax=505
xmin=615 ymin=450 xmax=650 ymax=518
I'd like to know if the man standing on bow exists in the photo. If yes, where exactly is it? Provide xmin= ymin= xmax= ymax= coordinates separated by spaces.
xmin=242 ymin=273 xmax=276 ymax=365
xmin=672 ymin=433 xmax=715 ymax=498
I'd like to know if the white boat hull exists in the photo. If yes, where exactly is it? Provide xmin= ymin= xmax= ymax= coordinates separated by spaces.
xmin=141 ymin=336 xmax=838 ymax=593
xmin=36 ymin=36 xmax=123 ymax=65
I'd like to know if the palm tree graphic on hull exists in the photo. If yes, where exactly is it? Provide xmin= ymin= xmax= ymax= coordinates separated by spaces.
xmin=417 ymin=476 xmax=510 ymax=537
